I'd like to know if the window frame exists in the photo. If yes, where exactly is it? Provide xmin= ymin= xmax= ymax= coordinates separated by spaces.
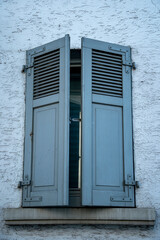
xmin=22 ymin=35 xmax=135 ymax=208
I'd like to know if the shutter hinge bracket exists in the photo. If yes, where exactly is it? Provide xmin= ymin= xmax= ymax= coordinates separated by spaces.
xmin=124 ymin=175 xmax=140 ymax=188
xmin=122 ymin=61 xmax=136 ymax=70
xmin=18 ymin=180 xmax=31 ymax=188
xmin=22 ymin=64 xmax=34 ymax=73
xmin=124 ymin=180 xmax=140 ymax=188
xmin=110 ymin=175 xmax=139 ymax=202
xmin=24 ymin=196 xmax=42 ymax=202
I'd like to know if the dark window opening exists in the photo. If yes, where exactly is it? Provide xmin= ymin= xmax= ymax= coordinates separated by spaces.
xmin=69 ymin=49 xmax=81 ymax=206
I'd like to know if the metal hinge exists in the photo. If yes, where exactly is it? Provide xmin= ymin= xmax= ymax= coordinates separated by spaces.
xmin=110 ymin=175 xmax=139 ymax=203
xmin=21 ymin=64 xmax=34 ymax=73
xmin=24 ymin=196 xmax=42 ymax=202
xmin=122 ymin=61 xmax=136 ymax=70
xmin=124 ymin=180 xmax=140 ymax=188
xmin=124 ymin=175 xmax=140 ymax=188
xmin=18 ymin=180 xmax=31 ymax=188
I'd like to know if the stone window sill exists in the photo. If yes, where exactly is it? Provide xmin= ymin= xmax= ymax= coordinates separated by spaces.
xmin=4 ymin=207 xmax=155 ymax=225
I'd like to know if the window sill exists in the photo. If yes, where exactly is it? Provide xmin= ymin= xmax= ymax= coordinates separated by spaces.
xmin=4 ymin=207 xmax=155 ymax=225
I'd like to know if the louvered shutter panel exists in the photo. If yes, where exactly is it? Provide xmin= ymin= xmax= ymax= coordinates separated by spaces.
xmin=81 ymin=37 xmax=134 ymax=206
xmin=23 ymin=35 xmax=70 ymax=206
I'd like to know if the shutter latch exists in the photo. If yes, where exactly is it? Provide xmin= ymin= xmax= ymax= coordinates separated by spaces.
xmin=69 ymin=118 xmax=81 ymax=124
xmin=124 ymin=175 xmax=140 ymax=188
xmin=122 ymin=61 xmax=136 ymax=70
xmin=18 ymin=180 xmax=31 ymax=188
xmin=22 ymin=64 xmax=34 ymax=73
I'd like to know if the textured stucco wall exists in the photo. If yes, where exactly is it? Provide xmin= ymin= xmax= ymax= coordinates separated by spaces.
xmin=0 ymin=0 xmax=160 ymax=239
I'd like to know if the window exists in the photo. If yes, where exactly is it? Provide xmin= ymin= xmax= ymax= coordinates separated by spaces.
xmin=22 ymin=35 xmax=134 ymax=207
xmin=69 ymin=49 xmax=81 ymax=206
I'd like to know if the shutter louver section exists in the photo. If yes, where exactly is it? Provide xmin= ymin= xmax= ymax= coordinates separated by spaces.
xmin=92 ymin=49 xmax=123 ymax=98
xmin=33 ymin=49 xmax=60 ymax=99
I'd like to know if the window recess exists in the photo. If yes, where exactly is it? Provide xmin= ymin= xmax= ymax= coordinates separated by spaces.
xmin=69 ymin=49 xmax=81 ymax=206
xmin=22 ymin=35 xmax=135 ymax=207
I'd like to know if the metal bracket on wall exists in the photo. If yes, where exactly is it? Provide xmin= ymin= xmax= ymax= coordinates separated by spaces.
xmin=124 ymin=179 xmax=140 ymax=188
xmin=18 ymin=180 xmax=31 ymax=188
xmin=124 ymin=174 xmax=140 ymax=188
xmin=110 ymin=175 xmax=139 ymax=202
xmin=122 ymin=61 xmax=136 ymax=70
xmin=21 ymin=64 xmax=34 ymax=73
xmin=19 ymin=175 xmax=42 ymax=203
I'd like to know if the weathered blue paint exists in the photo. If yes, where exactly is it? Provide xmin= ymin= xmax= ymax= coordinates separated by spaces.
xmin=81 ymin=37 xmax=134 ymax=207
xmin=23 ymin=35 xmax=70 ymax=206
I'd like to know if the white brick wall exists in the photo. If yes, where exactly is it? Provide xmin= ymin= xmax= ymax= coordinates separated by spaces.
xmin=0 ymin=0 xmax=160 ymax=239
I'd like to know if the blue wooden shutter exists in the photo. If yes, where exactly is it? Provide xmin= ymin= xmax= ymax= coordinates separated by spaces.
xmin=23 ymin=35 xmax=70 ymax=206
xmin=81 ymin=37 xmax=134 ymax=207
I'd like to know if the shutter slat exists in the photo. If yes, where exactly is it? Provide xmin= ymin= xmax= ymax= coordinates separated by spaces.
xmin=34 ymin=75 xmax=59 ymax=85
xmin=34 ymin=72 xmax=59 ymax=82
xmin=92 ymin=70 xmax=122 ymax=80
xmin=92 ymin=67 xmax=122 ymax=76
xmin=34 ymin=77 xmax=59 ymax=87
xmin=93 ymin=79 xmax=122 ymax=86
xmin=34 ymin=85 xmax=59 ymax=92
xmin=92 ymin=60 xmax=122 ymax=70
xmin=34 ymin=49 xmax=59 ymax=62
xmin=92 ymin=57 xmax=122 ymax=67
xmin=34 ymin=54 xmax=59 ymax=66
xmin=34 ymin=65 xmax=59 ymax=76
xmin=34 ymin=60 xmax=59 ymax=72
xmin=34 ymin=89 xmax=59 ymax=99
xmin=92 ymin=49 xmax=122 ymax=59
xmin=33 ymin=49 xmax=60 ymax=100
xmin=92 ymin=84 xmax=121 ymax=92
xmin=92 ymin=87 xmax=122 ymax=94
xmin=92 ymin=49 xmax=123 ymax=98
xmin=92 ymin=91 xmax=122 ymax=98
xmin=92 ymin=54 xmax=122 ymax=63
xmin=34 ymin=83 xmax=59 ymax=92
xmin=34 ymin=66 xmax=59 ymax=77
xmin=92 ymin=75 xmax=122 ymax=83
xmin=92 ymin=82 xmax=122 ymax=89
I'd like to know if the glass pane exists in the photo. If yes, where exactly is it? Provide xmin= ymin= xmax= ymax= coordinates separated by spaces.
xmin=69 ymin=51 xmax=81 ymax=189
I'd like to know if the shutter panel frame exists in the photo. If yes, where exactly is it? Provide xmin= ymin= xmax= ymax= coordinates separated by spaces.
xmin=81 ymin=37 xmax=134 ymax=207
xmin=23 ymin=35 xmax=70 ymax=207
